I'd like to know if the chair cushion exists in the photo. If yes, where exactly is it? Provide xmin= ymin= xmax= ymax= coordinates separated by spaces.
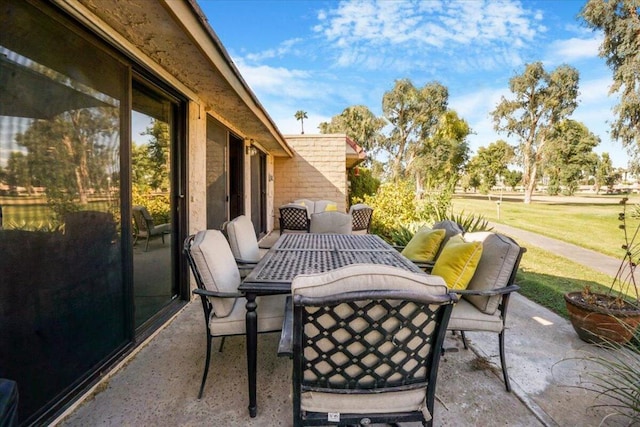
xmin=226 ymin=215 xmax=261 ymax=262
xmin=209 ymin=294 xmax=286 ymax=336
xmin=190 ymin=230 xmax=240 ymax=317
xmin=301 ymin=389 xmax=430 ymax=421
xmin=463 ymin=232 xmax=521 ymax=315
xmin=431 ymin=235 xmax=483 ymax=290
xmin=401 ymin=227 xmax=446 ymax=262
xmin=432 ymin=220 xmax=465 ymax=258
xmin=294 ymin=199 xmax=315 ymax=217
xmin=309 ymin=212 xmax=352 ymax=234
xmin=313 ymin=200 xmax=336 ymax=213
xmin=293 ymin=264 xmax=448 ymax=299
xmin=447 ymin=298 xmax=503 ymax=333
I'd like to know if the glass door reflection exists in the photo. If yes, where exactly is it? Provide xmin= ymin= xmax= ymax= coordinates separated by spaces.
xmin=131 ymin=84 xmax=176 ymax=328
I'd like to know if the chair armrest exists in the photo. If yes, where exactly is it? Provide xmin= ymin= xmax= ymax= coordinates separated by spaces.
xmin=192 ymin=288 xmax=242 ymax=298
xmin=235 ymin=258 xmax=258 ymax=266
xmin=453 ymin=284 xmax=520 ymax=297
xmin=277 ymin=296 xmax=293 ymax=358
xmin=412 ymin=260 xmax=434 ymax=272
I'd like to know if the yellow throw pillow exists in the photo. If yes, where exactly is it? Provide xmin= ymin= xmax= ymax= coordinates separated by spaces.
xmin=326 ymin=203 xmax=338 ymax=211
xmin=401 ymin=228 xmax=446 ymax=262
xmin=432 ymin=235 xmax=483 ymax=290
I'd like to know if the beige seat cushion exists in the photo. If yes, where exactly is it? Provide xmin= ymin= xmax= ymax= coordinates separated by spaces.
xmin=294 ymin=199 xmax=315 ymax=217
xmin=292 ymin=264 xmax=447 ymax=299
xmin=226 ymin=215 xmax=261 ymax=262
xmin=463 ymin=232 xmax=521 ymax=315
xmin=447 ymin=298 xmax=503 ymax=333
xmin=302 ymin=389 xmax=430 ymax=421
xmin=313 ymin=200 xmax=337 ymax=213
xmin=189 ymin=230 xmax=240 ymax=317
xmin=209 ymin=294 xmax=286 ymax=336
xmin=309 ymin=211 xmax=353 ymax=234
xmin=432 ymin=220 xmax=465 ymax=258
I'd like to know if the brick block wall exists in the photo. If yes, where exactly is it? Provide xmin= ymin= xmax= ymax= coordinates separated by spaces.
xmin=274 ymin=135 xmax=347 ymax=224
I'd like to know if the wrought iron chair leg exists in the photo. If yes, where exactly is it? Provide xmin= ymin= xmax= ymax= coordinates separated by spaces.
xmin=460 ymin=331 xmax=468 ymax=349
xmin=499 ymin=331 xmax=511 ymax=391
xmin=198 ymin=334 xmax=213 ymax=399
xmin=218 ymin=336 xmax=226 ymax=352
xmin=144 ymin=235 xmax=150 ymax=252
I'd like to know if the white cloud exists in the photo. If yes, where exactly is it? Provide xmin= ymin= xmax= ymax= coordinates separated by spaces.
xmin=546 ymin=36 xmax=602 ymax=64
xmin=314 ymin=0 xmax=544 ymax=72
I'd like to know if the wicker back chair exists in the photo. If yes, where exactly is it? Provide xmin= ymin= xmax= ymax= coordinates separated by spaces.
xmin=282 ymin=264 xmax=457 ymax=427
xmin=279 ymin=204 xmax=310 ymax=233
xmin=349 ymin=203 xmax=373 ymax=234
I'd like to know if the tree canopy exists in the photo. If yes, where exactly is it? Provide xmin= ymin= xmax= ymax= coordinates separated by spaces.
xmin=467 ymin=140 xmax=516 ymax=193
xmin=543 ymin=119 xmax=600 ymax=195
xmin=318 ymin=105 xmax=386 ymax=153
xmin=382 ymin=79 xmax=448 ymax=180
xmin=581 ymin=0 xmax=640 ymax=153
xmin=492 ymin=62 xmax=580 ymax=203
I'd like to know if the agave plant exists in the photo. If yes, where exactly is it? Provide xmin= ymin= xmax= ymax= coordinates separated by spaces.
xmin=434 ymin=210 xmax=493 ymax=233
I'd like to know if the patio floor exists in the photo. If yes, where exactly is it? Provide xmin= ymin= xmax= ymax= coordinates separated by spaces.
xmin=54 ymin=289 xmax=631 ymax=426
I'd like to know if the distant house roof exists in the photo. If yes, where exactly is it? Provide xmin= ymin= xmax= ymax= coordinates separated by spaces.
xmin=346 ymin=136 xmax=366 ymax=168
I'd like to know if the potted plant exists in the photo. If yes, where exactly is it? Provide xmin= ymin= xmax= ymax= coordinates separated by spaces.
xmin=564 ymin=197 xmax=640 ymax=344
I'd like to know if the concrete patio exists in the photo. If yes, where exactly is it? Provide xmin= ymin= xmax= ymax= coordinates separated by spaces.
xmin=54 ymin=287 xmax=631 ymax=426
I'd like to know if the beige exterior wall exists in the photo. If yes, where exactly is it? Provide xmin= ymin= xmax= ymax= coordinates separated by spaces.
xmin=274 ymin=134 xmax=348 ymax=223
xmin=187 ymin=101 xmax=208 ymax=236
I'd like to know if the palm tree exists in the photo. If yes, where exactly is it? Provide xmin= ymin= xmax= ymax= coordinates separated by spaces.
xmin=294 ymin=110 xmax=308 ymax=134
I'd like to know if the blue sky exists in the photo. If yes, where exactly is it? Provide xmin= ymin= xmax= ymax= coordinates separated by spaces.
xmin=200 ymin=0 xmax=627 ymax=168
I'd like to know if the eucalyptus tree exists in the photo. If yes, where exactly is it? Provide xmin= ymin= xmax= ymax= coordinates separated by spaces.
xmin=294 ymin=110 xmax=307 ymax=134
xmin=581 ymin=0 xmax=640 ymax=154
xmin=468 ymin=140 xmax=516 ymax=193
xmin=318 ymin=105 xmax=386 ymax=153
xmin=381 ymin=79 xmax=448 ymax=180
xmin=491 ymin=62 xmax=580 ymax=204
xmin=595 ymin=152 xmax=616 ymax=194
xmin=410 ymin=110 xmax=470 ymax=192
xmin=15 ymin=107 xmax=119 ymax=219
xmin=543 ymin=119 xmax=600 ymax=195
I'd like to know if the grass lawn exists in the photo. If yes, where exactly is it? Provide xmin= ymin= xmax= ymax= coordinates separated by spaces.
xmin=451 ymin=193 xmax=639 ymax=259
xmin=449 ymin=192 xmax=640 ymax=318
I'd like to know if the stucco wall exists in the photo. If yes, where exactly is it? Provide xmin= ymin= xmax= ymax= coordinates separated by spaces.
xmin=188 ymin=101 xmax=207 ymax=236
xmin=274 ymin=134 xmax=347 ymax=225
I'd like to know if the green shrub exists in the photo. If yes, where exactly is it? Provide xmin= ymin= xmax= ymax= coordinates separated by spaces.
xmin=364 ymin=180 xmax=427 ymax=241
xmin=348 ymin=167 xmax=380 ymax=206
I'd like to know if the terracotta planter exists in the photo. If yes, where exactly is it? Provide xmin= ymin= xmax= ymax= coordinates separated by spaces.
xmin=564 ymin=291 xmax=640 ymax=344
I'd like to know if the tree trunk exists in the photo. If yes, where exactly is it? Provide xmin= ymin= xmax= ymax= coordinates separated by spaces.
xmin=523 ymin=163 xmax=537 ymax=204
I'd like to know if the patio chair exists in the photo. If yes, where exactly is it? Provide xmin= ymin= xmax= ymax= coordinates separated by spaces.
xmin=184 ymin=230 xmax=286 ymax=399
xmin=223 ymin=215 xmax=265 ymax=275
xmin=349 ymin=203 xmax=373 ymax=234
xmin=279 ymin=204 xmax=310 ymax=233
xmin=132 ymin=206 xmax=171 ymax=252
xmin=280 ymin=264 xmax=457 ymax=427
xmin=309 ymin=211 xmax=352 ymax=234
xmin=445 ymin=232 xmax=526 ymax=391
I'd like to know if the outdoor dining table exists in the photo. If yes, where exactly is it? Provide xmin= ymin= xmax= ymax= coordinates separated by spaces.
xmin=238 ymin=232 xmax=425 ymax=417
